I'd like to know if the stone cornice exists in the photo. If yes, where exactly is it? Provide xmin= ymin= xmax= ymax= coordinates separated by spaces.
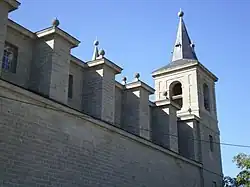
xmin=154 ymin=99 xmax=181 ymax=110
xmin=3 ymin=0 xmax=20 ymax=12
xmin=86 ymin=57 xmax=123 ymax=74
xmin=7 ymin=19 xmax=35 ymax=39
xmin=36 ymin=26 xmax=80 ymax=48
xmin=125 ymin=81 xmax=155 ymax=94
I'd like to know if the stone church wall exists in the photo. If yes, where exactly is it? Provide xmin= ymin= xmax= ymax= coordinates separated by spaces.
xmin=0 ymin=80 xmax=202 ymax=187
xmin=68 ymin=61 xmax=84 ymax=111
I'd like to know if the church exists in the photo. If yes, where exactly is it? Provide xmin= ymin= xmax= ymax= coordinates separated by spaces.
xmin=0 ymin=0 xmax=223 ymax=186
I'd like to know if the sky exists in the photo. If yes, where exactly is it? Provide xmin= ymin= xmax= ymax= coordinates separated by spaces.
xmin=11 ymin=0 xmax=250 ymax=178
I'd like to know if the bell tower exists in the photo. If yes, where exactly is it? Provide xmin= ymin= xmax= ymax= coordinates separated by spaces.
xmin=152 ymin=10 xmax=223 ymax=187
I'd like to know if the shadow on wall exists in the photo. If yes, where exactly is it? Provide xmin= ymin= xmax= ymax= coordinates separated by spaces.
xmin=29 ymin=38 xmax=53 ymax=97
xmin=151 ymin=104 xmax=197 ymax=160
xmin=151 ymin=106 xmax=170 ymax=149
xmin=178 ymin=120 xmax=195 ymax=160
xmin=81 ymin=67 xmax=103 ymax=119
xmin=121 ymin=89 xmax=141 ymax=136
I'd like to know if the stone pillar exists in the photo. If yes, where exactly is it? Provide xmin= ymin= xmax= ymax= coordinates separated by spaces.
xmin=82 ymin=58 xmax=122 ymax=124
xmin=121 ymin=81 xmax=154 ymax=140
xmin=152 ymin=99 xmax=179 ymax=152
xmin=0 ymin=0 xmax=19 ymax=76
xmin=30 ymin=26 xmax=80 ymax=104
xmin=178 ymin=115 xmax=201 ymax=161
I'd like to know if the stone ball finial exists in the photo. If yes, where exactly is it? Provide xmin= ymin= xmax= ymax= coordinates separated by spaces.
xmin=178 ymin=9 xmax=184 ymax=17
xmin=99 ymin=49 xmax=105 ymax=56
xmin=122 ymin=76 xmax=127 ymax=82
xmin=94 ymin=40 xmax=99 ymax=46
xmin=122 ymin=76 xmax=127 ymax=85
xmin=135 ymin=73 xmax=140 ymax=80
xmin=52 ymin=18 xmax=60 ymax=27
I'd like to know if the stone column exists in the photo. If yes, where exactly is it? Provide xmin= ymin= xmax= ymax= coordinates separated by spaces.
xmin=121 ymin=80 xmax=154 ymax=140
xmin=31 ymin=26 xmax=80 ymax=104
xmin=82 ymin=58 xmax=122 ymax=124
xmin=153 ymin=99 xmax=179 ymax=153
xmin=179 ymin=115 xmax=201 ymax=161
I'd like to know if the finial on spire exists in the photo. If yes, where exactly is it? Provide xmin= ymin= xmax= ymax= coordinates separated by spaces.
xmin=94 ymin=40 xmax=99 ymax=46
xmin=178 ymin=9 xmax=184 ymax=17
xmin=171 ymin=10 xmax=198 ymax=62
xmin=92 ymin=39 xmax=99 ymax=60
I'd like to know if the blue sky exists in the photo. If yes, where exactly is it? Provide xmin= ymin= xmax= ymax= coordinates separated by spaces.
xmin=12 ymin=0 xmax=250 ymax=177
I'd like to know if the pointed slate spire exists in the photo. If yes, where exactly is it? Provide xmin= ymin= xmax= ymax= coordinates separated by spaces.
xmin=92 ymin=39 xmax=99 ymax=60
xmin=171 ymin=9 xmax=198 ymax=62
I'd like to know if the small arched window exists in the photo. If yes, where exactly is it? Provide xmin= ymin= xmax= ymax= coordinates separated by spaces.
xmin=203 ymin=83 xmax=210 ymax=111
xmin=170 ymin=81 xmax=183 ymax=109
xmin=173 ymin=82 xmax=182 ymax=96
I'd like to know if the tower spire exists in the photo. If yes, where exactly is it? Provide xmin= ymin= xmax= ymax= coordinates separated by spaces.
xmin=92 ymin=38 xmax=99 ymax=60
xmin=171 ymin=9 xmax=198 ymax=62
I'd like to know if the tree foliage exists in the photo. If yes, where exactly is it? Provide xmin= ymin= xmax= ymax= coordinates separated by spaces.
xmin=223 ymin=153 xmax=250 ymax=187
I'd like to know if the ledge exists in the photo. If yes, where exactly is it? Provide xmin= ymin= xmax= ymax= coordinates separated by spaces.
xmin=154 ymin=99 xmax=181 ymax=110
xmin=86 ymin=57 xmax=123 ymax=74
xmin=152 ymin=60 xmax=198 ymax=78
xmin=70 ymin=55 xmax=86 ymax=69
xmin=125 ymin=81 xmax=155 ymax=94
xmin=36 ymin=26 xmax=80 ymax=48
xmin=177 ymin=113 xmax=200 ymax=122
xmin=8 ymin=19 xmax=35 ymax=39
xmin=152 ymin=60 xmax=218 ymax=82
xmin=115 ymin=81 xmax=124 ymax=89
xmin=4 ymin=0 xmax=20 ymax=12
xmin=198 ymin=62 xmax=218 ymax=82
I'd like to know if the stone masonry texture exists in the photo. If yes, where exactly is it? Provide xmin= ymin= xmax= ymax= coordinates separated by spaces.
xmin=0 ymin=1 xmax=9 ymax=76
xmin=1 ymin=26 xmax=33 ymax=88
xmin=0 ymin=80 xmax=202 ymax=187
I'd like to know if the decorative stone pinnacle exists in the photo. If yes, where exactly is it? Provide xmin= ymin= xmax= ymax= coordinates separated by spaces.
xmin=122 ymin=77 xmax=127 ymax=85
xmin=135 ymin=73 xmax=140 ymax=81
xmin=94 ymin=40 xmax=99 ymax=46
xmin=92 ymin=39 xmax=99 ymax=60
xmin=99 ymin=49 xmax=105 ymax=57
xmin=52 ymin=18 xmax=60 ymax=27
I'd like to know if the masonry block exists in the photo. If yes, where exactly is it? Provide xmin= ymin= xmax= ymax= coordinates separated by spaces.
xmin=82 ymin=58 xmax=122 ymax=124
xmin=29 ymin=27 xmax=80 ymax=104
xmin=121 ymin=81 xmax=154 ymax=140
xmin=152 ymin=99 xmax=179 ymax=152
xmin=0 ymin=79 xmax=203 ymax=187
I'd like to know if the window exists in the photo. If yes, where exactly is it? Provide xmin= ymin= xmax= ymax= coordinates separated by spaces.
xmin=170 ymin=81 xmax=183 ymax=110
xmin=2 ymin=42 xmax=18 ymax=73
xmin=68 ymin=74 xmax=73 ymax=98
xmin=212 ymin=181 xmax=217 ymax=187
xmin=209 ymin=135 xmax=214 ymax=152
xmin=173 ymin=82 xmax=182 ymax=95
xmin=203 ymin=83 xmax=210 ymax=111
